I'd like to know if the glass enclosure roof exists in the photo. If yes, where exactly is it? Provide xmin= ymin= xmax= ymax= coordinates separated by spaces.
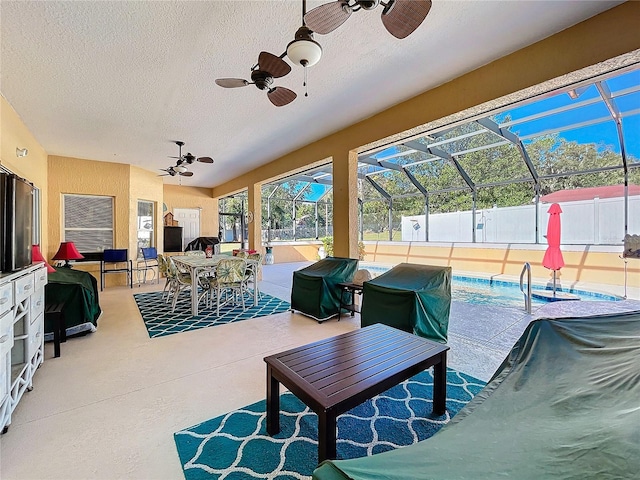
xmin=263 ymin=164 xmax=334 ymax=203
xmin=265 ymin=65 xmax=639 ymax=202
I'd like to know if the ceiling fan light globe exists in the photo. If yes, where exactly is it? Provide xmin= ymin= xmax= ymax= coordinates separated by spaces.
xmin=286 ymin=38 xmax=322 ymax=67
xmin=286 ymin=39 xmax=322 ymax=67
xmin=174 ymin=165 xmax=188 ymax=173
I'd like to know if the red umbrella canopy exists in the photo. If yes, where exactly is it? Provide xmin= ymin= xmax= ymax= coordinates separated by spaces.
xmin=542 ymin=203 xmax=564 ymax=271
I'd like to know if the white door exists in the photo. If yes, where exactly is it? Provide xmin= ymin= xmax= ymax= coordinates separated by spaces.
xmin=174 ymin=208 xmax=200 ymax=250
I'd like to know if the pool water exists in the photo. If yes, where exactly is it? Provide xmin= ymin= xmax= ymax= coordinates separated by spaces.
xmin=361 ymin=264 xmax=620 ymax=309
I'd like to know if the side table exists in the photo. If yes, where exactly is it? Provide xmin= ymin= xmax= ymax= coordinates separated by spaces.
xmin=44 ymin=302 xmax=67 ymax=357
xmin=337 ymin=282 xmax=364 ymax=319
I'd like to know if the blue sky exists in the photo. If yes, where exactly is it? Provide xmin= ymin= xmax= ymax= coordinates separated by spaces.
xmin=495 ymin=69 xmax=640 ymax=160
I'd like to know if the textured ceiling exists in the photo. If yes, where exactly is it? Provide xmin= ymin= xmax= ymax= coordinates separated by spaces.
xmin=0 ymin=1 xmax=623 ymax=187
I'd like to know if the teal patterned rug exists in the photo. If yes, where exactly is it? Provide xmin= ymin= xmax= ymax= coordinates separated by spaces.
xmin=133 ymin=291 xmax=291 ymax=338
xmin=174 ymin=368 xmax=485 ymax=480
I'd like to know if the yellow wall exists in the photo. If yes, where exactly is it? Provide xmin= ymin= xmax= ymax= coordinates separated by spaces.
xmin=128 ymin=166 xmax=165 ymax=283
xmin=47 ymin=155 xmax=130 ymax=259
xmin=276 ymin=240 xmax=639 ymax=294
xmin=271 ymin=243 xmax=321 ymax=263
xmin=129 ymin=166 xmax=164 ymax=254
xmin=0 ymin=95 xmax=49 ymax=252
xmin=47 ymin=156 xmax=131 ymax=284
xmin=364 ymin=242 xmax=640 ymax=293
xmin=163 ymin=184 xmax=219 ymax=237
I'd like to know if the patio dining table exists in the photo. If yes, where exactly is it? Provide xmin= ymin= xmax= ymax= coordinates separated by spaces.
xmin=171 ymin=254 xmax=259 ymax=316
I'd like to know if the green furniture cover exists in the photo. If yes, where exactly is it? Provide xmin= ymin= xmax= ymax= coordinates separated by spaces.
xmin=360 ymin=263 xmax=451 ymax=343
xmin=313 ymin=310 xmax=640 ymax=480
xmin=291 ymin=257 xmax=358 ymax=321
xmin=45 ymin=267 xmax=101 ymax=334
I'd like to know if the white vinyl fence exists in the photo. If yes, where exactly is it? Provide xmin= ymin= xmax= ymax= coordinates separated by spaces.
xmin=402 ymin=195 xmax=640 ymax=244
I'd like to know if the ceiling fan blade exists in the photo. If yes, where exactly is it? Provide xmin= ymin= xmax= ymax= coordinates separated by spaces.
xmin=215 ymin=78 xmax=250 ymax=88
xmin=268 ymin=87 xmax=297 ymax=107
xmin=304 ymin=1 xmax=352 ymax=35
xmin=197 ymin=156 xmax=214 ymax=164
xmin=179 ymin=171 xmax=194 ymax=177
xmin=258 ymin=52 xmax=291 ymax=79
xmin=381 ymin=0 xmax=431 ymax=39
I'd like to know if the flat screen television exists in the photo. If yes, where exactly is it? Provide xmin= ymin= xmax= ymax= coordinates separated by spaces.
xmin=0 ymin=172 xmax=34 ymax=272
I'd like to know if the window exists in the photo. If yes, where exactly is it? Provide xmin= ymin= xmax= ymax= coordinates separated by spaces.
xmin=137 ymin=200 xmax=155 ymax=252
xmin=63 ymin=194 xmax=113 ymax=252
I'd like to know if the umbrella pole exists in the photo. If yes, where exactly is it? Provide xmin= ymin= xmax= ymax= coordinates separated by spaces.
xmin=552 ymin=270 xmax=557 ymax=297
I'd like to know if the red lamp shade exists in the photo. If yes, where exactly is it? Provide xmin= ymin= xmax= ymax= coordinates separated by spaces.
xmin=31 ymin=244 xmax=55 ymax=273
xmin=52 ymin=241 xmax=84 ymax=267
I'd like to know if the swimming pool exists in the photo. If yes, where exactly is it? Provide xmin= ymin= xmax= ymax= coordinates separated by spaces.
xmin=361 ymin=264 xmax=620 ymax=309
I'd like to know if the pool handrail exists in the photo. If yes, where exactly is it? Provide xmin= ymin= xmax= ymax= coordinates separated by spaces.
xmin=520 ymin=262 xmax=532 ymax=314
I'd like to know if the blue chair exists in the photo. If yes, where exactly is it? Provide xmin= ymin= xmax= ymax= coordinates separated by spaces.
xmin=134 ymin=247 xmax=159 ymax=285
xmin=100 ymin=249 xmax=132 ymax=291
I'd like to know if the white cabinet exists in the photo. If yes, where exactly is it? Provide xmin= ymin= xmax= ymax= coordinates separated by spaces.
xmin=0 ymin=308 xmax=13 ymax=401
xmin=0 ymin=283 xmax=12 ymax=316
xmin=0 ymin=264 xmax=47 ymax=434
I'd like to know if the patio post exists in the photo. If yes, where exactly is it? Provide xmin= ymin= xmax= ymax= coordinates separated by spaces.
xmin=332 ymin=149 xmax=359 ymax=258
xmin=247 ymin=183 xmax=262 ymax=252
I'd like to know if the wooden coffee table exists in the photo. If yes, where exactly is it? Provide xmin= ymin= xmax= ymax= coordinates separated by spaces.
xmin=264 ymin=323 xmax=449 ymax=462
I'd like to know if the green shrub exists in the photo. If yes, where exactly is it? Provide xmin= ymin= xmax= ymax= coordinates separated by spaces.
xmin=321 ymin=236 xmax=365 ymax=260
xmin=321 ymin=236 xmax=334 ymax=257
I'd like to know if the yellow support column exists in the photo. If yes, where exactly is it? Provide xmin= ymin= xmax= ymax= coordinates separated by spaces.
xmin=247 ymin=182 xmax=262 ymax=252
xmin=332 ymin=150 xmax=359 ymax=259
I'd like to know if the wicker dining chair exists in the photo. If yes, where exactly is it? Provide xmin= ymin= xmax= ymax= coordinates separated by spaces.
xmin=244 ymin=252 xmax=263 ymax=300
xmin=205 ymin=257 xmax=248 ymax=316
xmin=168 ymin=257 xmax=193 ymax=312
xmin=157 ymin=254 xmax=172 ymax=301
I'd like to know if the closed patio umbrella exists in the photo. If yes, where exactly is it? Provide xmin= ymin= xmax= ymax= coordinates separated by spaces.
xmin=542 ymin=203 xmax=564 ymax=296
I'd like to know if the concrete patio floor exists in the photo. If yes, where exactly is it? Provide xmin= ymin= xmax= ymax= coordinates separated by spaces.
xmin=2 ymin=261 xmax=638 ymax=479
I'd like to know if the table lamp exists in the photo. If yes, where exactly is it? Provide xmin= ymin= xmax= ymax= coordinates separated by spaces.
xmin=32 ymin=244 xmax=55 ymax=273
xmin=52 ymin=241 xmax=84 ymax=268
